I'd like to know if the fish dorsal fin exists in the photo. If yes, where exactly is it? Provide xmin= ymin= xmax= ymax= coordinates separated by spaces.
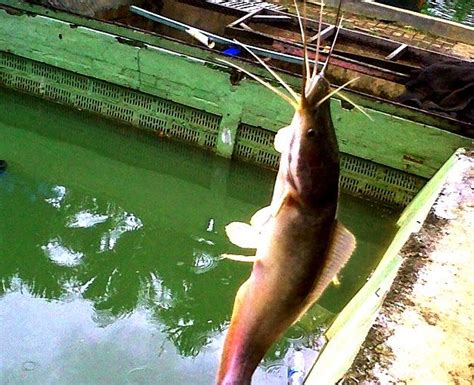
xmin=308 ymin=221 xmax=356 ymax=302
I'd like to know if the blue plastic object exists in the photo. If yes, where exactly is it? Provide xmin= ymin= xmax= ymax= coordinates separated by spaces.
xmin=222 ymin=46 xmax=241 ymax=56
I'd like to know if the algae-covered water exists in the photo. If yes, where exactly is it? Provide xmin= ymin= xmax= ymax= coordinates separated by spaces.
xmin=0 ymin=88 xmax=399 ymax=384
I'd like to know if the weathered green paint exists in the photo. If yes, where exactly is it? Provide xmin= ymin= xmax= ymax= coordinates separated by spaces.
xmin=397 ymin=148 xmax=466 ymax=230
xmin=334 ymin=100 xmax=470 ymax=178
xmin=305 ymin=148 xmax=466 ymax=384
xmin=0 ymin=7 xmax=470 ymax=172
xmin=216 ymin=103 xmax=243 ymax=157
xmin=1 ymin=0 xmax=470 ymax=136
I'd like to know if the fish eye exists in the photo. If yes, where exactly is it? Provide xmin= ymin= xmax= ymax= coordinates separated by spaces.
xmin=306 ymin=129 xmax=316 ymax=138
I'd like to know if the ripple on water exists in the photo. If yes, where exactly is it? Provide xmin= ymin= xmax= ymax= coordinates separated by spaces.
xmin=22 ymin=361 xmax=39 ymax=371
xmin=262 ymin=362 xmax=285 ymax=375
xmin=126 ymin=366 xmax=156 ymax=385
xmin=285 ymin=323 xmax=309 ymax=344
xmin=44 ymin=185 xmax=67 ymax=209
xmin=192 ymin=250 xmax=218 ymax=274
xmin=99 ymin=212 xmax=143 ymax=252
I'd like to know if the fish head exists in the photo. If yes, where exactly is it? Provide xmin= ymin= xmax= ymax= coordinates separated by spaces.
xmin=285 ymin=75 xmax=340 ymax=206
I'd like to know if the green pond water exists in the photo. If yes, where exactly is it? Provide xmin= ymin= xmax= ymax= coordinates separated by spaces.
xmin=0 ymin=88 xmax=399 ymax=384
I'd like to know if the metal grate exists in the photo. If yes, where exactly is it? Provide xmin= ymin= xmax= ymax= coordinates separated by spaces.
xmin=234 ymin=123 xmax=426 ymax=207
xmin=205 ymin=0 xmax=285 ymax=12
xmin=0 ymin=51 xmax=425 ymax=207
xmin=0 ymin=51 xmax=221 ymax=150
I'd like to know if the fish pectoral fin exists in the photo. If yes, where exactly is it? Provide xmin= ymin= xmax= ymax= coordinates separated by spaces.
xmin=220 ymin=254 xmax=259 ymax=263
xmin=271 ymin=193 xmax=287 ymax=217
xmin=309 ymin=221 xmax=357 ymax=302
xmin=250 ymin=205 xmax=272 ymax=228
xmin=274 ymin=125 xmax=292 ymax=153
xmin=271 ymin=184 xmax=298 ymax=217
xmin=225 ymin=222 xmax=259 ymax=249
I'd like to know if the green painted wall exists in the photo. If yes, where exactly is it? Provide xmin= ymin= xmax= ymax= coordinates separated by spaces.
xmin=0 ymin=5 xmax=470 ymax=180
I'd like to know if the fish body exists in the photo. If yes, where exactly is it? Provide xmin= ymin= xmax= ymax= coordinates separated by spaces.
xmin=217 ymin=76 xmax=355 ymax=384
xmin=217 ymin=4 xmax=356 ymax=383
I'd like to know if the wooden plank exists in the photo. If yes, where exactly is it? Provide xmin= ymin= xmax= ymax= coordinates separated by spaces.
xmin=252 ymin=14 xmax=291 ymax=22
xmin=240 ymin=22 xmax=255 ymax=32
xmin=227 ymin=8 xmax=261 ymax=28
xmin=308 ymin=25 xmax=335 ymax=43
xmin=385 ymin=43 xmax=408 ymax=61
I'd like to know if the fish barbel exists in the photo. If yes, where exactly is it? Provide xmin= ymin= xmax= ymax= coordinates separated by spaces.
xmin=217 ymin=2 xmax=357 ymax=384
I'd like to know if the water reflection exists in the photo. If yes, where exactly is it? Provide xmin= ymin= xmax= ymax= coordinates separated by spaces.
xmin=0 ymin=88 xmax=399 ymax=384
xmin=42 ymin=238 xmax=85 ymax=267
xmin=0 ymin=172 xmax=268 ymax=361
xmin=0 ymin=166 xmax=394 ymax=383
xmin=68 ymin=210 xmax=109 ymax=229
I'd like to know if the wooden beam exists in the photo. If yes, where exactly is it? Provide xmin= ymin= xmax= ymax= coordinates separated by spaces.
xmin=385 ymin=43 xmax=408 ymax=61
xmin=308 ymin=25 xmax=335 ymax=43
xmin=227 ymin=8 xmax=262 ymax=29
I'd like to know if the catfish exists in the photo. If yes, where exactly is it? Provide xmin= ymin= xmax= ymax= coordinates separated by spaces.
xmin=217 ymin=3 xmax=357 ymax=384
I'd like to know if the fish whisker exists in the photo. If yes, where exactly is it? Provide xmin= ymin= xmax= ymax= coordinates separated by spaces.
xmin=293 ymin=0 xmax=311 ymax=87
xmin=216 ymin=58 xmax=299 ymax=109
xmin=236 ymin=40 xmax=300 ymax=103
xmin=336 ymin=91 xmax=373 ymax=121
xmin=320 ymin=15 xmax=344 ymax=77
xmin=307 ymin=2 xmax=344 ymax=94
xmin=314 ymin=75 xmax=373 ymax=121
xmin=312 ymin=0 xmax=325 ymax=78
xmin=316 ymin=76 xmax=360 ymax=106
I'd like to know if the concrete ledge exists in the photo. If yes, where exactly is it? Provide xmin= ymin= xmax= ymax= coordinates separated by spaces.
xmin=308 ymin=0 xmax=474 ymax=45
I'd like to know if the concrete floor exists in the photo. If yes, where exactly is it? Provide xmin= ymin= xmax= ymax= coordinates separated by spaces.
xmin=343 ymin=151 xmax=473 ymax=384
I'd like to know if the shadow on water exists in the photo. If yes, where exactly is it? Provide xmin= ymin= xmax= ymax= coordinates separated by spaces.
xmin=0 ymin=88 xmax=399 ymax=384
